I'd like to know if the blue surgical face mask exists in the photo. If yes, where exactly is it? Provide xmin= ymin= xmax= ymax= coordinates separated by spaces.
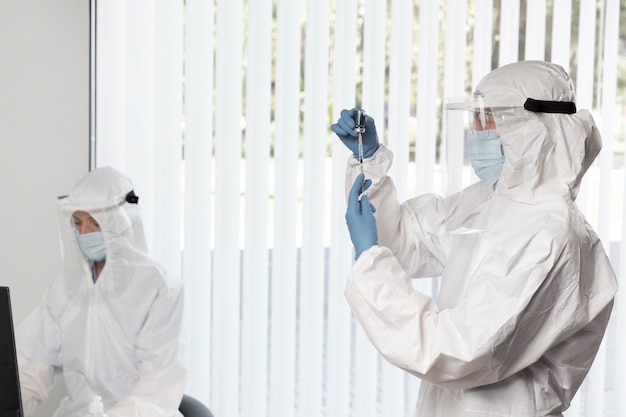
xmin=75 ymin=231 xmax=107 ymax=262
xmin=465 ymin=129 xmax=505 ymax=185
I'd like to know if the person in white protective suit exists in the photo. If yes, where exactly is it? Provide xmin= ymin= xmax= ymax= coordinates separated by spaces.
xmin=331 ymin=61 xmax=618 ymax=416
xmin=16 ymin=167 xmax=187 ymax=417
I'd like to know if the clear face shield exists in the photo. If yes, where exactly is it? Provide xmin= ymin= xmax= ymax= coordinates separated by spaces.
xmin=56 ymin=190 xmax=145 ymax=267
xmin=442 ymin=93 xmax=523 ymax=234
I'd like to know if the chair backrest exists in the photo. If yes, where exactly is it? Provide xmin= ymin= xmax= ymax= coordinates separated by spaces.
xmin=179 ymin=394 xmax=214 ymax=417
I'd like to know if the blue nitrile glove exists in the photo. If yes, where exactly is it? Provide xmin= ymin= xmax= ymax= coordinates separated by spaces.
xmin=331 ymin=108 xmax=380 ymax=160
xmin=345 ymin=173 xmax=378 ymax=259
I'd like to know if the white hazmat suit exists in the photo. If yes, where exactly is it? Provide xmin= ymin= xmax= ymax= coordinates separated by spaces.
xmin=17 ymin=167 xmax=187 ymax=417
xmin=343 ymin=61 xmax=618 ymax=416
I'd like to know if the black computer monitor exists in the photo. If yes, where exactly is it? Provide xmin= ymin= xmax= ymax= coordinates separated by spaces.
xmin=0 ymin=287 xmax=24 ymax=417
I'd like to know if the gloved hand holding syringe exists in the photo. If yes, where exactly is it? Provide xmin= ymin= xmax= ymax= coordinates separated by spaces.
xmin=330 ymin=107 xmax=381 ymax=178
xmin=331 ymin=107 xmax=381 ymax=260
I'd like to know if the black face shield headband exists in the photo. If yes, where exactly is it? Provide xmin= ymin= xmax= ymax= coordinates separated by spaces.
xmin=523 ymin=98 xmax=576 ymax=114
xmin=57 ymin=190 xmax=139 ymax=207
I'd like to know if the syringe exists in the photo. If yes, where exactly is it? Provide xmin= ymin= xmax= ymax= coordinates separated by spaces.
xmin=354 ymin=109 xmax=366 ymax=193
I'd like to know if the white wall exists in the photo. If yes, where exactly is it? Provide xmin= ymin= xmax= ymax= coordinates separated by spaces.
xmin=0 ymin=0 xmax=89 ymax=414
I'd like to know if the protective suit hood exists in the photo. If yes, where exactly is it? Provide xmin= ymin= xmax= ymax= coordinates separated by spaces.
xmin=474 ymin=61 xmax=602 ymax=202
xmin=474 ymin=60 xmax=576 ymax=108
xmin=57 ymin=166 xmax=150 ymax=292
xmin=65 ymin=165 xmax=135 ymax=208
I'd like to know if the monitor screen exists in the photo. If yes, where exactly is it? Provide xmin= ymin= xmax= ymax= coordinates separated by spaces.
xmin=0 ymin=287 xmax=23 ymax=417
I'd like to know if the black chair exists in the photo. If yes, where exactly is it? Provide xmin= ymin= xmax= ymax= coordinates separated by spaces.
xmin=179 ymin=394 xmax=214 ymax=417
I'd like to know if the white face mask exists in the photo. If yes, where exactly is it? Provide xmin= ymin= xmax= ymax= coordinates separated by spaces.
xmin=75 ymin=231 xmax=107 ymax=262
xmin=465 ymin=129 xmax=505 ymax=185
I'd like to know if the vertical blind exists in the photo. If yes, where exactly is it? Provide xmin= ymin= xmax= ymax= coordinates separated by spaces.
xmin=94 ymin=1 xmax=625 ymax=416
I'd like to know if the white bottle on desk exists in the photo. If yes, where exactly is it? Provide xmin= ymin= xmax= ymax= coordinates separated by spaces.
xmin=86 ymin=395 xmax=108 ymax=417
